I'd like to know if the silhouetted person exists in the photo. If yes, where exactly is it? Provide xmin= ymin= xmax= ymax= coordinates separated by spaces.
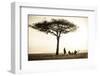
xmin=64 ymin=48 xmax=66 ymax=55
xmin=68 ymin=50 xmax=71 ymax=55
xmin=74 ymin=50 xmax=77 ymax=55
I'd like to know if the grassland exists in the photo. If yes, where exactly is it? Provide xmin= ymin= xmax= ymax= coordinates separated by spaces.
xmin=28 ymin=53 xmax=88 ymax=61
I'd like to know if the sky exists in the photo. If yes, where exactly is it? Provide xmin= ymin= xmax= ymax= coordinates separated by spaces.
xmin=28 ymin=15 xmax=88 ymax=54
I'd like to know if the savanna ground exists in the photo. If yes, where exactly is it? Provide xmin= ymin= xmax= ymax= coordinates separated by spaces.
xmin=28 ymin=52 xmax=88 ymax=61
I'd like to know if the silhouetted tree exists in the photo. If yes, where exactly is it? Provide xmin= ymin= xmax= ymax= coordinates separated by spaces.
xmin=30 ymin=19 xmax=77 ymax=55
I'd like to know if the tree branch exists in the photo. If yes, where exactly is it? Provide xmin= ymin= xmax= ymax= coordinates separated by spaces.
xmin=48 ymin=31 xmax=57 ymax=36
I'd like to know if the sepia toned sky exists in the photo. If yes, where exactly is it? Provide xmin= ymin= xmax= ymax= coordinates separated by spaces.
xmin=28 ymin=15 xmax=88 ymax=54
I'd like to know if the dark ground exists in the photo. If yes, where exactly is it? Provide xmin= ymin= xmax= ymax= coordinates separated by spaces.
xmin=28 ymin=53 xmax=88 ymax=61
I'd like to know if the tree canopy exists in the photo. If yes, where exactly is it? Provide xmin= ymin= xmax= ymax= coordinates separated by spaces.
xmin=30 ymin=19 xmax=77 ymax=37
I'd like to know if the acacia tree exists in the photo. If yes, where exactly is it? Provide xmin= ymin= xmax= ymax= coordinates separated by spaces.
xmin=30 ymin=19 xmax=77 ymax=55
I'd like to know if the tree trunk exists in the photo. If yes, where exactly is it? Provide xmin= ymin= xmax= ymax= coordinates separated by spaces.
xmin=56 ymin=36 xmax=60 ymax=55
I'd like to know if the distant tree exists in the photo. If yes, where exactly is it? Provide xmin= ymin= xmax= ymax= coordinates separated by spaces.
xmin=30 ymin=19 xmax=77 ymax=55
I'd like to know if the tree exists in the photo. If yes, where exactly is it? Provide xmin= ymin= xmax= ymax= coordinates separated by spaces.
xmin=29 ymin=19 xmax=77 ymax=55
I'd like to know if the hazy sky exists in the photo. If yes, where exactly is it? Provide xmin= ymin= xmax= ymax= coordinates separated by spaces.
xmin=28 ymin=15 xmax=88 ymax=54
